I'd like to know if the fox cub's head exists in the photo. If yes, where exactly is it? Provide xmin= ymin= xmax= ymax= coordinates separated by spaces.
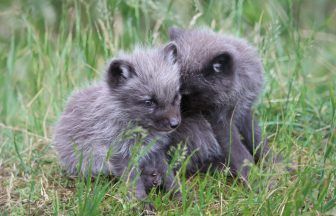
xmin=169 ymin=27 xmax=264 ymax=112
xmin=106 ymin=43 xmax=181 ymax=133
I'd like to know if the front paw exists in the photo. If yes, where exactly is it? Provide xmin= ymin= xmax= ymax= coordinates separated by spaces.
xmin=142 ymin=202 xmax=156 ymax=215
xmin=173 ymin=190 xmax=182 ymax=202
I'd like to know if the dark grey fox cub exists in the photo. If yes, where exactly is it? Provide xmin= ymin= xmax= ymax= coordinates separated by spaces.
xmin=140 ymin=151 xmax=180 ymax=197
xmin=169 ymin=27 xmax=275 ymax=180
xmin=53 ymin=42 xmax=181 ymax=201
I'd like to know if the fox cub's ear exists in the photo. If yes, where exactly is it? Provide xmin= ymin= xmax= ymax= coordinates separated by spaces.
xmin=106 ymin=59 xmax=137 ymax=88
xmin=211 ymin=52 xmax=234 ymax=75
xmin=169 ymin=27 xmax=184 ymax=40
xmin=163 ymin=42 xmax=178 ymax=65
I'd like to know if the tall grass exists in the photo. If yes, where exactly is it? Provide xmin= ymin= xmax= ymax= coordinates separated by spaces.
xmin=0 ymin=0 xmax=335 ymax=215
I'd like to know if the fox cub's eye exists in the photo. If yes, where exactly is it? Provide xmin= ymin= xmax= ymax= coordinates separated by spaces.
xmin=144 ymin=99 xmax=155 ymax=107
xmin=173 ymin=93 xmax=181 ymax=105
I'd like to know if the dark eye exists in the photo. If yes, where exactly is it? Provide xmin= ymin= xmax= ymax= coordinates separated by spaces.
xmin=172 ymin=94 xmax=180 ymax=104
xmin=144 ymin=99 xmax=155 ymax=107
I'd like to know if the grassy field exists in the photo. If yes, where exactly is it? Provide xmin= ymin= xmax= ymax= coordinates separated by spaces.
xmin=0 ymin=0 xmax=335 ymax=215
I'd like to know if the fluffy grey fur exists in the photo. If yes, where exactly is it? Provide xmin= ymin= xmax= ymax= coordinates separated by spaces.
xmin=53 ymin=43 xmax=181 ymax=200
xmin=169 ymin=27 xmax=273 ymax=180
xmin=140 ymin=151 xmax=180 ymax=196
xmin=170 ymin=114 xmax=222 ymax=175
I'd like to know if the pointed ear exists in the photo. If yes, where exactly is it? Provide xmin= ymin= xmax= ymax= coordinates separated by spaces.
xmin=169 ymin=27 xmax=184 ymax=40
xmin=106 ymin=59 xmax=136 ymax=88
xmin=163 ymin=42 xmax=178 ymax=64
xmin=211 ymin=52 xmax=234 ymax=75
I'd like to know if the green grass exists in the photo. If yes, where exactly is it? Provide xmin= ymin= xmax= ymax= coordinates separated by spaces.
xmin=0 ymin=0 xmax=335 ymax=215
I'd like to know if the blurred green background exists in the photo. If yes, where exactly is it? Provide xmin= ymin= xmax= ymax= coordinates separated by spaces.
xmin=0 ymin=0 xmax=335 ymax=215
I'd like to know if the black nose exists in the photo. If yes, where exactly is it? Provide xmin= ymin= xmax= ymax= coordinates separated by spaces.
xmin=169 ymin=117 xmax=180 ymax=129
